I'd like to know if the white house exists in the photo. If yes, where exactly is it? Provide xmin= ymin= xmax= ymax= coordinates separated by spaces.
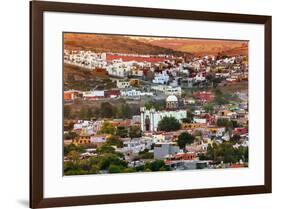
xmin=121 ymin=89 xmax=141 ymax=97
xmin=121 ymin=89 xmax=153 ymax=97
xmin=83 ymin=90 xmax=105 ymax=99
xmin=116 ymin=80 xmax=130 ymax=88
xmin=164 ymin=86 xmax=182 ymax=96
xmin=106 ymin=63 xmax=130 ymax=78
xmin=152 ymin=71 xmax=169 ymax=84
xmin=64 ymin=50 xmax=107 ymax=69
xmin=121 ymin=138 xmax=152 ymax=153
xmin=151 ymin=85 xmax=182 ymax=96
xmin=151 ymin=133 xmax=167 ymax=143
xmin=73 ymin=120 xmax=95 ymax=135
xmin=193 ymin=117 xmax=207 ymax=124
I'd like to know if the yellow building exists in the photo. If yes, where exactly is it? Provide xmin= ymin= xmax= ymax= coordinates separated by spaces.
xmin=73 ymin=134 xmax=91 ymax=145
xmin=208 ymin=127 xmax=219 ymax=134
xmin=181 ymin=123 xmax=205 ymax=130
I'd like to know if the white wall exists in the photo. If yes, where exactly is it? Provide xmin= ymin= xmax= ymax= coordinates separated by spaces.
xmin=0 ymin=0 xmax=279 ymax=208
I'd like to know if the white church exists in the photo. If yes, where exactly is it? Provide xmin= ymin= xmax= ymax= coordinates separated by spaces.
xmin=140 ymin=95 xmax=187 ymax=132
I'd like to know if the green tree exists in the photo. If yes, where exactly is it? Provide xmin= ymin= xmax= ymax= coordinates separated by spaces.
xmin=99 ymin=122 xmax=116 ymax=135
xmin=177 ymin=132 xmax=195 ymax=150
xmin=139 ymin=149 xmax=154 ymax=159
xmin=90 ymin=165 xmax=100 ymax=174
xmin=145 ymin=102 xmax=153 ymax=110
xmin=64 ymin=161 xmax=80 ymax=174
xmin=145 ymin=101 xmax=163 ymax=111
xmin=123 ymin=167 xmax=136 ymax=173
xmin=96 ymin=144 xmax=116 ymax=154
xmin=203 ymin=103 xmax=214 ymax=113
xmin=203 ymin=142 xmax=248 ymax=164
xmin=216 ymin=118 xmax=231 ymax=128
xmin=205 ymin=144 xmax=215 ymax=160
xmin=64 ymin=144 xmax=85 ymax=155
xmin=115 ymin=126 xmax=128 ymax=138
xmin=78 ymin=159 xmax=91 ymax=172
xmin=67 ymin=150 xmax=80 ymax=162
xmin=238 ymin=146 xmax=248 ymax=162
xmin=158 ymin=116 xmax=181 ymax=132
xmin=64 ymin=168 xmax=88 ymax=175
xmin=145 ymin=160 xmax=170 ymax=172
xmin=216 ymin=119 xmax=234 ymax=135
xmin=135 ymin=165 xmax=145 ymax=172
xmin=98 ymin=153 xmax=127 ymax=170
xmin=106 ymin=135 xmax=123 ymax=148
xmin=129 ymin=126 xmax=142 ymax=138
xmin=108 ymin=165 xmax=124 ymax=173
xmin=219 ymin=143 xmax=237 ymax=163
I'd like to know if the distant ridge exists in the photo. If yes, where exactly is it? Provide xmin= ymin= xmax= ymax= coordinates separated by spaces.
xmin=64 ymin=33 xmax=187 ymax=56
xmin=137 ymin=38 xmax=248 ymax=56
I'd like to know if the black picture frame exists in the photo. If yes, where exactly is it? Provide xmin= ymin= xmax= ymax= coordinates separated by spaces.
xmin=30 ymin=1 xmax=272 ymax=208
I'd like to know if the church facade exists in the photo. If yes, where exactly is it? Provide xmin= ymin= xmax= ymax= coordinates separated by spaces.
xmin=140 ymin=95 xmax=187 ymax=132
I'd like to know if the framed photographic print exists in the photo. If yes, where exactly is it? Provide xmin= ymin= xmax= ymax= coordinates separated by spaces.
xmin=30 ymin=1 xmax=272 ymax=208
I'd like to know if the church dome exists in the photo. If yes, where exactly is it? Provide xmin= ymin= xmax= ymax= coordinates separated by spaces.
xmin=166 ymin=95 xmax=178 ymax=103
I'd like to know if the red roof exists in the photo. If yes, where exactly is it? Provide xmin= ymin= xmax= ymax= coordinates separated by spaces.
xmin=193 ymin=91 xmax=214 ymax=102
xmin=175 ymin=153 xmax=196 ymax=159
xmin=230 ymin=164 xmax=244 ymax=168
xmin=64 ymin=91 xmax=75 ymax=100
xmin=234 ymin=127 xmax=248 ymax=135
xmin=105 ymin=90 xmax=120 ymax=97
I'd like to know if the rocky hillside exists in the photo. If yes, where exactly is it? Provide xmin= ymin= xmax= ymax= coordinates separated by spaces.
xmin=64 ymin=33 xmax=185 ymax=55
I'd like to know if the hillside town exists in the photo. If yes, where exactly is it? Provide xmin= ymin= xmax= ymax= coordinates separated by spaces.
xmin=63 ymin=38 xmax=249 ymax=175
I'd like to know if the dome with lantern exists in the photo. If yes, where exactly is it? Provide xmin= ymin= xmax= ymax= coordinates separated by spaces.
xmin=166 ymin=95 xmax=178 ymax=109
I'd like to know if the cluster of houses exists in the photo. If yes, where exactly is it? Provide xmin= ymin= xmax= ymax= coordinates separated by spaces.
xmin=64 ymin=90 xmax=248 ymax=170
xmin=64 ymin=50 xmax=247 ymax=82
xmin=64 ymin=50 xmax=249 ymax=171
xmin=64 ymin=50 xmax=247 ymax=102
